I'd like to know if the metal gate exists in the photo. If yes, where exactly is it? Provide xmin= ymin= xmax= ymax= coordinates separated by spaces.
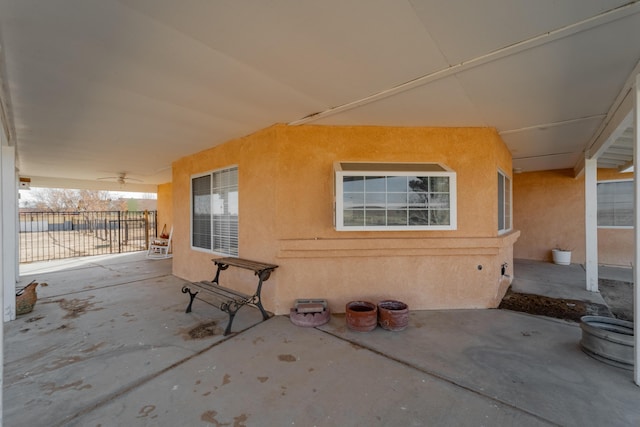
xmin=19 ymin=210 xmax=157 ymax=263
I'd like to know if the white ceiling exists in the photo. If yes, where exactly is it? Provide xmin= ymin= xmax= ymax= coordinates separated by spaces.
xmin=0 ymin=0 xmax=639 ymax=191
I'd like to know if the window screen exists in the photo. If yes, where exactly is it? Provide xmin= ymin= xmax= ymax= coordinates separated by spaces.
xmin=498 ymin=171 xmax=512 ymax=233
xmin=597 ymin=180 xmax=633 ymax=227
xmin=192 ymin=166 xmax=238 ymax=255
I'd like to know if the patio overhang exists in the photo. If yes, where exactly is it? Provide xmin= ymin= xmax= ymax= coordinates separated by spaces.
xmin=575 ymin=59 xmax=640 ymax=176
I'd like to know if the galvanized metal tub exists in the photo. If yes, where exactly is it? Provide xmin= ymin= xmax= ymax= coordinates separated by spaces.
xmin=580 ymin=315 xmax=634 ymax=370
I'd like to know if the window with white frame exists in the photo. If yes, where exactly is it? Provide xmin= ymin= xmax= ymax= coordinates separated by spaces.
xmin=597 ymin=180 xmax=633 ymax=228
xmin=498 ymin=170 xmax=512 ymax=233
xmin=192 ymin=166 xmax=239 ymax=256
xmin=334 ymin=162 xmax=457 ymax=231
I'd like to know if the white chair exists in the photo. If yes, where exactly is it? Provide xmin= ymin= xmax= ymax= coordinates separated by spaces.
xmin=147 ymin=226 xmax=173 ymax=259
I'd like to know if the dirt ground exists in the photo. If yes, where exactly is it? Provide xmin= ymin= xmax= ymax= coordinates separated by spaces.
xmin=498 ymin=289 xmax=610 ymax=322
xmin=499 ymin=278 xmax=634 ymax=322
xmin=598 ymin=279 xmax=634 ymax=321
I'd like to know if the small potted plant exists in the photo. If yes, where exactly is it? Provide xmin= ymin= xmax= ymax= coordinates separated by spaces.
xmin=551 ymin=246 xmax=572 ymax=265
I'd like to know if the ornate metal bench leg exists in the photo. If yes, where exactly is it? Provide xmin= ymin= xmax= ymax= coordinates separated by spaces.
xmin=223 ymin=311 xmax=236 ymax=336
xmin=254 ymin=272 xmax=271 ymax=320
xmin=220 ymin=301 xmax=242 ymax=336
xmin=212 ymin=263 xmax=229 ymax=285
xmin=254 ymin=299 xmax=269 ymax=320
xmin=181 ymin=286 xmax=199 ymax=313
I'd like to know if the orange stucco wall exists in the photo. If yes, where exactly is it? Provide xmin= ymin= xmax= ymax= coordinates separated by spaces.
xmin=598 ymin=229 xmax=633 ymax=267
xmin=173 ymin=124 xmax=517 ymax=314
xmin=156 ymin=183 xmax=173 ymax=236
xmin=513 ymin=168 xmax=633 ymax=266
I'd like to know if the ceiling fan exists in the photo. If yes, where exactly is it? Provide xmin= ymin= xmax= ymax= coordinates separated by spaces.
xmin=96 ymin=172 xmax=143 ymax=185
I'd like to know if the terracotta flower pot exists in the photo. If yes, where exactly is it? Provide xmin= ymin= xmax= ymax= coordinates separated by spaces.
xmin=345 ymin=301 xmax=377 ymax=332
xmin=377 ymin=300 xmax=409 ymax=331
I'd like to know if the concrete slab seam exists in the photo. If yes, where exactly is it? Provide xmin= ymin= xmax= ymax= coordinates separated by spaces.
xmin=498 ymin=308 xmax=583 ymax=328
xmin=33 ymin=273 xmax=176 ymax=299
xmin=315 ymin=326 xmax=562 ymax=427
xmin=52 ymin=312 xmax=277 ymax=426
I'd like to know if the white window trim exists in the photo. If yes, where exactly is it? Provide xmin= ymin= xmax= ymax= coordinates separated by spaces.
xmin=190 ymin=165 xmax=239 ymax=256
xmin=191 ymin=171 xmax=210 ymax=254
xmin=334 ymin=162 xmax=457 ymax=231
xmin=498 ymin=169 xmax=512 ymax=235
xmin=597 ymin=178 xmax=634 ymax=229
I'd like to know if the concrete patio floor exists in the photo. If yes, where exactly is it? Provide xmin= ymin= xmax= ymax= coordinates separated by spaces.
xmin=5 ymin=253 xmax=640 ymax=426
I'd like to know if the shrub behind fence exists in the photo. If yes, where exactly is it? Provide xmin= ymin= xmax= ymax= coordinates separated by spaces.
xmin=19 ymin=210 xmax=158 ymax=263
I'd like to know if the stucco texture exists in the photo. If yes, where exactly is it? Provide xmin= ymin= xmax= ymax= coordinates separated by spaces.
xmin=513 ymin=168 xmax=633 ymax=266
xmin=172 ymin=124 xmax=517 ymax=314
xmin=156 ymin=183 xmax=173 ymax=236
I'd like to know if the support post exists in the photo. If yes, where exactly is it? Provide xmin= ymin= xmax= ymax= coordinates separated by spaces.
xmin=633 ymin=72 xmax=640 ymax=386
xmin=0 ymin=135 xmax=5 ymax=426
xmin=585 ymin=157 xmax=599 ymax=292
xmin=1 ymin=145 xmax=16 ymax=321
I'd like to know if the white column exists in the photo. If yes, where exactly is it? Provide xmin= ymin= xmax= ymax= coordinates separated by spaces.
xmin=1 ymin=144 xmax=16 ymax=321
xmin=633 ymin=73 xmax=640 ymax=386
xmin=0 ymin=132 xmax=8 ymax=425
xmin=585 ymin=157 xmax=599 ymax=292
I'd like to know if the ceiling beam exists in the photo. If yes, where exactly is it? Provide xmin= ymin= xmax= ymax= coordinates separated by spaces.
xmin=291 ymin=2 xmax=640 ymax=126
xmin=606 ymin=147 xmax=634 ymax=155
xmin=575 ymin=59 xmax=640 ymax=177
xmin=498 ymin=115 xmax=606 ymax=136
xmin=598 ymin=152 xmax=633 ymax=161
xmin=598 ymin=160 xmax=624 ymax=168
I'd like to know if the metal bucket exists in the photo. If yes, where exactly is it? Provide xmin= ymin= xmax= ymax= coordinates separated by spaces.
xmin=580 ymin=315 xmax=634 ymax=370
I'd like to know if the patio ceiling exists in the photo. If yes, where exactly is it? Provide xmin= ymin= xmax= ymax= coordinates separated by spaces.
xmin=0 ymin=1 xmax=639 ymax=191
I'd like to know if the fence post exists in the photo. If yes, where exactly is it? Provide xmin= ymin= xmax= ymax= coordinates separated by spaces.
xmin=118 ymin=211 xmax=122 ymax=253
xmin=105 ymin=218 xmax=110 ymax=252
xmin=144 ymin=210 xmax=150 ymax=250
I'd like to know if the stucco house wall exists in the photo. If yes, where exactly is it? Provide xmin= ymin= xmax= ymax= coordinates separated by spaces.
xmin=513 ymin=168 xmax=633 ymax=266
xmin=156 ymin=182 xmax=173 ymax=236
xmin=172 ymin=124 xmax=518 ymax=315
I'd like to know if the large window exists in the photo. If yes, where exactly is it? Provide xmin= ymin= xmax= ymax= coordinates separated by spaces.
xmin=498 ymin=170 xmax=512 ymax=234
xmin=192 ymin=166 xmax=239 ymax=256
xmin=597 ymin=180 xmax=633 ymax=228
xmin=334 ymin=162 xmax=457 ymax=231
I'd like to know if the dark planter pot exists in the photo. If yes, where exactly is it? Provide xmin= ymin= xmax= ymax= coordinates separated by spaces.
xmin=346 ymin=301 xmax=377 ymax=332
xmin=377 ymin=300 xmax=409 ymax=331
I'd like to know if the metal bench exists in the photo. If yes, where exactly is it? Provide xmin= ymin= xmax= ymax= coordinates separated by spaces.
xmin=181 ymin=257 xmax=278 ymax=336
